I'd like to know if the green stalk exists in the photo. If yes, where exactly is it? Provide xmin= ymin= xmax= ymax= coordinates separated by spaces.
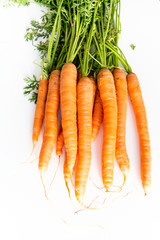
xmin=80 ymin=0 xmax=99 ymax=77
xmin=47 ymin=0 xmax=63 ymax=67
xmin=106 ymin=41 xmax=132 ymax=73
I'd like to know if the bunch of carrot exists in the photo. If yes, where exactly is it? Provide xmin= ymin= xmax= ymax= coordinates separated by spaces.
xmin=10 ymin=0 xmax=151 ymax=204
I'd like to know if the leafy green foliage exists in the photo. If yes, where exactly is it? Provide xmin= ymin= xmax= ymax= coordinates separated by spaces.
xmin=130 ymin=44 xmax=136 ymax=50
xmin=24 ymin=10 xmax=57 ymax=61
xmin=24 ymin=75 xmax=39 ymax=103
xmin=6 ymin=0 xmax=30 ymax=6
xmin=7 ymin=0 xmax=133 ymax=103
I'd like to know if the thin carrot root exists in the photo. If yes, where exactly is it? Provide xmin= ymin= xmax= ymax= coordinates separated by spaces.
xmin=40 ymin=171 xmax=48 ymax=200
xmin=21 ymin=157 xmax=38 ymax=165
xmin=89 ymin=177 xmax=105 ymax=190
xmin=120 ymin=174 xmax=127 ymax=190
xmin=27 ymin=144 xmax=36 ymax=160
xmin=74 ymin=196 xmax=100 ymax=214
xmin=49 ymin=156 xmax=61 ymax=189
xmin=65 ymin=182 xmax=71 ymax=200
xmin=22 ymin=144 xmax=36 ymax=164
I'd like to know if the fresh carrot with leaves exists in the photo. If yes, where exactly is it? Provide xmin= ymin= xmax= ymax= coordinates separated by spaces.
xmin=93 ymin=0 xmax=119 ymax=191
xmin=39 ymin=70 xmax=60 ymax=173
xmin=23 ymin=1 xmax=64 ymax=154
xmin=91 ymin=89 xmax=103 ymax=142
xmin=74 ymin=1 xmax=99 ymax=204
xmin=127 ymin=73 xmax=151 ymax=195
xmin=60 ymin=0 xmax=98 ymax=178
xmin=107 ymin=0 xmax=129 ymax=185
xmin=113 ymin=68 xmax=129 ymax=184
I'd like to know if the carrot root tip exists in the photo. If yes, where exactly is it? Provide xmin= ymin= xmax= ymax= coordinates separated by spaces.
xmin=40 ymin=171 xmax=48 ymax=200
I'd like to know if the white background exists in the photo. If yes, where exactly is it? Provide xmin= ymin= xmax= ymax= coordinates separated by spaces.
xmin=0 ymin=0 xmax=160 ymax=239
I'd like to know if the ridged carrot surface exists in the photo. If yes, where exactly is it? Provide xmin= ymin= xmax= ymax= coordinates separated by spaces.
xmin=32 ymin=77 xmax=48 ymax=148
xmin=56 ymin=124 xmax=64 ymax=159
xmin=91 ymin=89 xmax=103 ymax=142
xmin=75 ymin=77 xmax=93 ymax=204
xmin=63 ymin=152 xmax=71 ymax=197
xmin=39 ymin=70 xmax=60 ymax=172
xmin=60 ymin=63 xmax=77 ymax=174
xmin=97 ymin=69 xmax=117 ymax=191
xmin=127 ymin=73 xmax=151 ymax=195
xmin=113 ymin=68 xmax=130 ymax=180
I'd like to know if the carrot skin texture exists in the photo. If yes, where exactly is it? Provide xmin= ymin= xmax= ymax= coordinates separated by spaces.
xmin=97 ymin=69 xmax=117 ymax=191
xmin=75 ymin=77 xmax=93 ymax=204
xmin=32 ymin=77 xmax=48 ymax=147
xmin=64 ymin=152 xmax=71 ymax=197
xmin=56 ymin=124 xmax=64 ymax=158
xmin=91 ymin=89 xmax=103 ymax=142
xmin=113 ymin=68 xmax=130 ymax=178
xmin=127 ymin=73 xmax=151 ymax=195
xmin=39 ymin=70 xmax=60 ymax=172
xmin=60 ymin=63 xmax=77 ymax=174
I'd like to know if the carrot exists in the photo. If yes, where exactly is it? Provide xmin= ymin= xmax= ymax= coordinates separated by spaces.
xmin=97 ymin=69 xmax=117 ymax=191
xmin=63 ymin=152 xmax=71 ymax=198
xmin=39 ymin=70 xmax=60 ymax=173
xmin=32 ymin=77 xmax=48 ymax=149
xmin=56 ymin=124 xmax=64 ymax=160
xmin=60 ymin=63 xmax=77 ymax=175
xmin=112 ymin=68 xmax=130 ymax=183
xmin=75 ymin=77 xmax=93 ymax=204
xmin=63 ymin=75 xmax=95 ymax=198
xmin=91 ymin=89 xmax=103 ymax=142
xmin=127 ymin=73 xmax=151 ymax=195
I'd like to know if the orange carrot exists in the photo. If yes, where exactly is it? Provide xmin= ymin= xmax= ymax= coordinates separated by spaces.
xmin=56 ymin=124 xmax=64 ymax=160
xmin=97 ymin=69 xmax=117 ymax=191
xmin=91 ymin=89 xmax=103 ymax=142
xmin=113 ymin=68 xmax=130 ymax=183
xmin=63 ymin=152 xmax=71 ymax=198
xmin=127 ymin=73 xmax=151 ymax=195
xmin=75 ymin=77 xmax=93 ymax=204
xmin=39 ymin=70 xmax=60 ymax=173
xmin=60 ymin=63 xmax=77 ymax=175
xmin=32 ymin=77 xmax=48 ymax=149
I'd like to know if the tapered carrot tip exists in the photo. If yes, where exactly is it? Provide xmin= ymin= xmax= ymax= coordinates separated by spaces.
xmin=40 ymin=170 xmax=48 ymax=200
xmin=33 ymin=140 xmax=37 ymax=151
xmin=26 ymin=141 xmax=37 ymax=162
xmin=143 ymin=184 xmax=151 ymax=196
xmin=49 ymin=157 xmax=61 ymax=188
xmin=121 ymin=174 xmax=127 ymax=189
xmin=65 ymin=183 xmax=71 ymax=200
